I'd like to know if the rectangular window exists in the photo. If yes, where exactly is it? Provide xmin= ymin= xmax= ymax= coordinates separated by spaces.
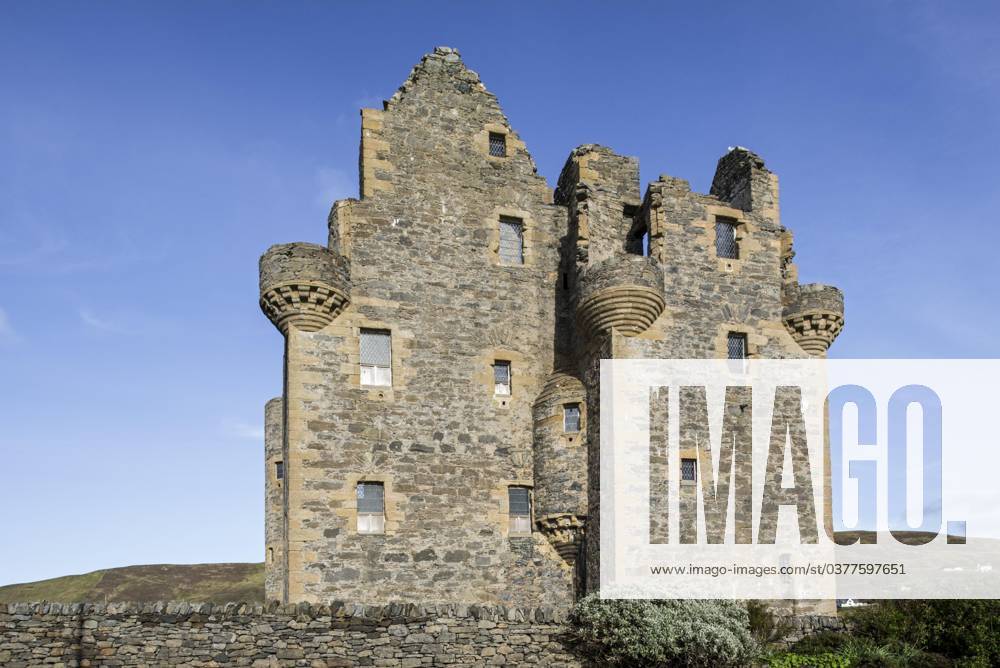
xmin=715 ymin=218 xmax=739 ymax=259
xmin=493 ymin=361 xmax=511 ymax=395
xmin=360 ymin=329 xmax=392 ymax=386
xmin=564 ymin=403 xmax=581 ymax=432
xmin=681 ymin=458 xmax=697 ymax=483
xmin=498 ymin=217 xmax=524 ymax=265
xmin=508 ymin=486 xmax=531 ymax=534
xmin=357 ymin=481 xmax=385 ymax=534
xmin=488 ymin=132 xmax=507 ymax=157
xmin=275 ymin=461 xmax=284 ymax=480
xmin=727 ymin=332 xmax=748 ymax=360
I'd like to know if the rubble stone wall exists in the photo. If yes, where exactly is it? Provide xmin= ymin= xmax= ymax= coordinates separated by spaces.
xmin=0 ymin=602 xmax=585 ymax=667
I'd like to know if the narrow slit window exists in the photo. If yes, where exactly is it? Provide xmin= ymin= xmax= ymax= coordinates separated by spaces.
xmin=498 ymin=217 xmax=524 ymax=265
xmin=488 ymin=132 xmax=507 ymax=157
xmin=493 ymin=361 xmax=511 ymax=396
xmin=360 ymin=329 xmax=392 ymax=386
xmin=508 ymin=486 xmax=531 ymax=534
xmin=564 ymin=404 xmax=581 ymax=432
xmin=275 ymin=461 xmax=284 ymax=481
xmin=681 ymin=458 xmax=697 ymax=483
xmin=357 ymin=481 xmax=385 ymax=534
xmin=715 ymin=218 xmax=739 ymax=259
xmin=727 ymin=332 xmax=748 ymax=360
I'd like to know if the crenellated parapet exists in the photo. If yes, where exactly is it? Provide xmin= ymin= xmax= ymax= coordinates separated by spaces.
xmin=576 ymin=255 xmax=665 ymax=339
xmin=259 ymin=243 xmax=351 ymax=335
xmin=783 ymin=283 xmax=845 ymax=356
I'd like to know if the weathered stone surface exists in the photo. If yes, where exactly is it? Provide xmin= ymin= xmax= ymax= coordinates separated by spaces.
xmin=256 ymin=46 xmax=844 ymax=616
xmin=0 ymin=602 xmax=587 ymax=666
xmin=259 ymin=242 xmax=351 ymax=334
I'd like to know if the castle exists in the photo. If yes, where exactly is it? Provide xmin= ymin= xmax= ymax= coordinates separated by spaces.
xmin=258 ymin=47 xmax=845 ymax=610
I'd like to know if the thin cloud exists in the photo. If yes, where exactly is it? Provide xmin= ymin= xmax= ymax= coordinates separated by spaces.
xmin=221 ymin=419 xmax=264 ymax=442
xmin=0 ymin=307 xmax=20 ymax=344
xmin=78 ymin=308 xmax=121 ymax=333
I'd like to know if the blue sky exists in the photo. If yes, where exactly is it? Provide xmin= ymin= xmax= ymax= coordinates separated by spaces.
xmin=1 ymin=2 xmax=998 ymax=585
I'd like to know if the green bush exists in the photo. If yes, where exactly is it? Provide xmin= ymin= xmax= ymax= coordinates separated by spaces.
xmin=570 ymin=595 xmax=759 ymax=667
xmin=765 ymin=652 xmax=849 ymax=668
xmin=790 ymin=630 xmax=849 ymax=655
xmin=845 ymin=601 xmax=1000 ymax=665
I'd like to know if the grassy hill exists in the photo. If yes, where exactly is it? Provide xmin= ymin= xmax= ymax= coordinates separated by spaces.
xmin=0 ymin=563 xmax=264 ymax=604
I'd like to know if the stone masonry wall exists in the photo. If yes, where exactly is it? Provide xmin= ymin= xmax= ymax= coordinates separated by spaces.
xmin=265 ymin=397 xmax=285 ymax=603
xmin=0 ymin=602 xmax=585 ymax=667
xmin=259 ymin=46 xmax=845 ymax=614
xmin=273 ymin=47 xmax=575 ymax=607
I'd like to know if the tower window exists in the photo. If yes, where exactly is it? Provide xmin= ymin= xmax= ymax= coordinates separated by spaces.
xmin=357 ymin=481 xmax=385 ymax=534
xmin=498 ymin=217 xmax=524 ymax=265
xmin=488 ymin=132 xmax=507 ymax=157
xmin=508 ymin=486 xmax=532 ymax=534
xmin=681 ymin=458 xmax=697 ymax=483
xmin=715 ymin=218 xmax=739 ymax=259
xmin=360 ymin=329 xmax=392 ymax=386
xmin=275 ymin=461 xmax=284 ymax=480
xmin=564 ymin=403 xmax=581 ymax=432
xmin=493 ymin=361 xmax=511 ymax=395
xmin=727 ymin=332 xmax=748 ymax=360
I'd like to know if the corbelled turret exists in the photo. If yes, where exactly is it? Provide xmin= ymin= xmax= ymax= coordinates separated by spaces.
xmin=783 ymin=283 xmax=845 ymax=356
xmin=259 ymin=242 xmax=351 ymax=335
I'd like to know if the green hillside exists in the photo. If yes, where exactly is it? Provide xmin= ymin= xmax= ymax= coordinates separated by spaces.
xmin=0 ymin=563 xmax=264 ymax=604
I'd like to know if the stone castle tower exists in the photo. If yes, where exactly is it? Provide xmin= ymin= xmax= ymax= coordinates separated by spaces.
xmin=258 ymin=47 xmax=844 ymax=608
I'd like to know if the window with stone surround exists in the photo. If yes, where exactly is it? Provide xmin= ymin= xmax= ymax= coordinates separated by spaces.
xmin=488 ymin=132 xmax=507 ymax=158
xmin=498 ymin=217 xmax=524 ymax=265
xmin=508 ymin=486 xmax=532 ymax=534
xmin=564 ymin=403 xmax=581 ymax=432
xmin=727 ymin=332 xmax=748 ymax=360
xmin=360 ymin=329 xmax=392 ymax=386
xmin=681 ymin=458 xmax=697 ymax=484
xmin=715 ymin=217 xmax=739 ymax=259
xmin=356 ymin=481 xmax=385 ymax=534
xmin=275 ymin=461 xmax=284 ymax=481
xmin=493 ymin=360 xmax=511 ymax=395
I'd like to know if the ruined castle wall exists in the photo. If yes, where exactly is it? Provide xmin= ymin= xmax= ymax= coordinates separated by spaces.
xmin=280 ymin=48 xmax=575 ymax=607
xmin=0 ymin=602 xmax=585 ymax=667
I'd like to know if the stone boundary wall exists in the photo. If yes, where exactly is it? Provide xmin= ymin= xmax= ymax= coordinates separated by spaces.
xmin=779 ymin=613 xmax=849 ymax=647
xmin=0 ymin=601 xmax=585 ymax=667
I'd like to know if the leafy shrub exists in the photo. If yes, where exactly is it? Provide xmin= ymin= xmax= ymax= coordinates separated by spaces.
xmin=840 ymin=636 xmax=924 ymax=667
xmin=790 ymin=630 xmax=849 ymax=655
xmin=846 ymin=601 xmax=1000 ymax=665
xmin=765 ymin=652 xmax=849 ymax=668
xmin=571 ymin=594 xmax=759 ymax=667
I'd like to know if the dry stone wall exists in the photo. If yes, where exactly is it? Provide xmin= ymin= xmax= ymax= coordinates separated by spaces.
xmin=0 ymin=602 xmax=585 ymax=667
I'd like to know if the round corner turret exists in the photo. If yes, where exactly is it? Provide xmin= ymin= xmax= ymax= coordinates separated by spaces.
xmin=576 ymin=256 xmax=665 ymax=339
xmin=532 ymin=371 xmax=587 ymax=565
xmin=259 ymin=243 xmax=351 ymax=335
xmin=783 ymin=283 xmax=845 ymax=356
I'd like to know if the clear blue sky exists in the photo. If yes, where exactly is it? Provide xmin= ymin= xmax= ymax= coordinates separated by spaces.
xmin=2 ymin=2 xmax=998 ymax=586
